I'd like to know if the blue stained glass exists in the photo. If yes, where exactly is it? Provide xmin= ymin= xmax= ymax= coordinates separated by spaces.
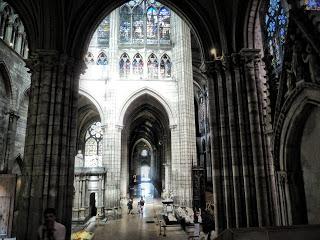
xmin=120 ymin=6 xmax=132 ymax=43
xmin=305 ymin=0 xmax=320 ymax=9
xmin=265 ymin=0 xmax=288 ymax=71
xmin=133 ymin=6 xmax=144 ymax=43
xmin=147 ymin=6 xmax=158 ymax=43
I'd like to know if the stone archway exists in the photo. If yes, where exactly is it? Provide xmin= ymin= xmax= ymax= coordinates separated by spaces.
xmin=276 ymin=86 xmax=320 ymax=225
xmin=119 ymin=93 xmax=172 ymax=202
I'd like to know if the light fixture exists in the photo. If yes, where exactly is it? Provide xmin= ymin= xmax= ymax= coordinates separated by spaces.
xmin=210 ymin=48 xmax=217 ymax=58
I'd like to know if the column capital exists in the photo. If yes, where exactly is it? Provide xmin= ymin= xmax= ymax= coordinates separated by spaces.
xmin=239 ymin=48 xmax=261 ymax=63
xmin=199 ymin=59 xmax=224 ymax=75
xmin=25 ymin=50 xmax=87 ymax=75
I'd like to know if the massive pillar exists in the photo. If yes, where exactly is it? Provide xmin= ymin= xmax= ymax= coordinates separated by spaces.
xmin=204 ymin=49 xmax=276 ymax=233
xmin=170 ymin=13 xmax=196 ymax=207
xmin=14 ymin=50 xmax=83 ymax=240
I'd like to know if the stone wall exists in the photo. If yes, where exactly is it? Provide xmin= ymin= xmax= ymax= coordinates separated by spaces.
xmin=0 ymin=38 xmax=30 ymax=173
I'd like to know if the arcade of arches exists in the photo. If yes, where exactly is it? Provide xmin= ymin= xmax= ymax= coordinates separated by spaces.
xmin=0 ymin=0 xmax=320 ymax=239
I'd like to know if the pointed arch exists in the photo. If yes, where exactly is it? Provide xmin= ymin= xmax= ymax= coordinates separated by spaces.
xmin=147 ymin=53 xmax=158 ymax=78
xmin=160 ymin=54 xmax=171 ymax=78
xmin=119 ymin=52 xmax=131 ymax=77
xmin=118 ymin=87 xmax=176 ymax=126
xmin=0 ymin=61 xmax=13 ymax=100
xmin=85 ymin=52 xmax=95 ymax=65
xmin=97 ymin=52 xmax=108 ymax=65
xmin=132 ymin=53 xmax=143 ymax=74
xmin=78 ymin=88 xmax=104 ymax=123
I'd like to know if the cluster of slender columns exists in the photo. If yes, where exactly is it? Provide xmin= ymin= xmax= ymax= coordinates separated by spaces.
xmin=13 ymin=50 xmax=83 ymax=240
xmin=206 ymin=49 xmax=277 ymax=233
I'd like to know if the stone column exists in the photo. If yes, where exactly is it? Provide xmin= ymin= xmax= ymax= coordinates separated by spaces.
xmin=104 ymin=125 xmax=122 ymax=208
xmin=171 ymin=12 xmax=196 ymax=207
xmin=205 ymin=61 xmax=225 ymax=232
xmin=224 ymin=57 xmax=242 ymax=228
xmin=120 ymin=129 xmax=128 ymax=199
xmin=4 ymin=20 xmax=13 ymax=45
xmin=232 ymin=53 xmax=254 ymax=227
xmin=14 ymin=50 xmax=83 ymax=240
xmin=14 ymin=27 xmax=24 ymax=54
xmin=2 ymin=111 xmax=19 ymax=173
xmin=240 ymin=48 xmax=270 ymax=226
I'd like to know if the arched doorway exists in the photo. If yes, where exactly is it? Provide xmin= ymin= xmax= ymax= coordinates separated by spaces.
xmin=121 ymin=93 xmax=171 ymax=202
xmin=278 ymin=87 xmax=320 ymax=225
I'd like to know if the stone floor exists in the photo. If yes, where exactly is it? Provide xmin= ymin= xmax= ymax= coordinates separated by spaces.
xmin=93 ymin=198 xmax=190 ymax=240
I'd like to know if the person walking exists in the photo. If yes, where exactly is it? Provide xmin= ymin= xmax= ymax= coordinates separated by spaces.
xmin=139 ymin=196 xmax=145 ymax=215
xmin=38 ymin=208 xmax=66 ymax=240
xmin=127 ymin=197 xmax=133 ymax=214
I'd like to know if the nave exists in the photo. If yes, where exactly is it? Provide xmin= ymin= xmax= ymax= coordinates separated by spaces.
xmin=93 ymin=199 xmax=189 ymax=240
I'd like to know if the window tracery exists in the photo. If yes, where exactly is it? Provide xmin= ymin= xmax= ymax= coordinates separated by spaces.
xmin=148 ymin=53 xmax=158 ymax=78
xmin=119 ymin=0 xmax=170 ymax=45
xmin=0 ymin=1 xmax=28 ymax=58
xmin=133 ymin=5 xmax=144 ymax=44
xmin=120 ymin=53 xmax=131 ymax=77
xmin=97 ymin=52 xmax=108 ymax=65
xmin=265 ymin=0 xmax=288 ymax=71
xmin=146 ymin=6 xmax=158 ymax=44
xmin=85 ymin=52 xmax=95 ymax=65
xmin=97 ymin=16 xmax=110 ymax=46
xmin=132 ymin=53 xmax=144 ymax=74
xmin=120 ymin=6 xmax=131 ymax=43
xmin=159 ymin=7 xmax=170 ymax=43
xmin=160 ymin=54 xmax=171 ymax=78
xmin=85 ymin=122 xmax=103 ymax=167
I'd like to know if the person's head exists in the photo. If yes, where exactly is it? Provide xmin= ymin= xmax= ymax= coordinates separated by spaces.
xmin=44 ymin=208 xmax=56 ymax=225
xmin=141 ymin=196 xmax=143 ymax=199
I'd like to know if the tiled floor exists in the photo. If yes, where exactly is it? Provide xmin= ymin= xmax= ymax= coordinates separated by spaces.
xmin=93 ymin=198 xmax=190 ymax=240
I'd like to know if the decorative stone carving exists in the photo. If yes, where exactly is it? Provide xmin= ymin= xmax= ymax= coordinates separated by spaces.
xmin=302 ymin=43 xmax=320 ymax=83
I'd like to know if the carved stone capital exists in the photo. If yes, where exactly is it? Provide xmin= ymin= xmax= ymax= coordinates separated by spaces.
xmin=25 ymin=50 xmax=59 ymax=73
xmin=240 ymin=48 xmax=261 ymax=65
xmin=200 ymin=59 xmax=224 ymax=76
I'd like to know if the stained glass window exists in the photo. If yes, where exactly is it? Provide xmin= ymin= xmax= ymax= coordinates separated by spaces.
xmin=97 ymin=52 xmax=108 ymax=65
xmin=305 ymin=0 xmax=320 ymax=10
xmin=265 ymin=0 xmax=288 ymax=71
xmin=148 ymin=53 xmax=158 ymax=78
xmin=159 ymin=7 xmax=170 ymax=43
xmin=120 ymin=6 xmax=131 ymax=43
xmin=85 ymin=52 xmax=95 ymax=65
xmin=120 ymin=53 xmax=131 ymax=77
xmin=133 ymin=5 xmax=144 ymax=44
xmin=147 ymin=7 xmax=158 ymax=44
xmin=119 ymin=0 xmax=171 ymax=45
xmin=160 ymin=54 xmax=171 ymax=78
xmin=97 ymin=16 xmax=110 ymax=46
xmin=132 ymin=53 xmax=144 ymax=75
xmin=85 ymin=122 xmax=103 ymax=167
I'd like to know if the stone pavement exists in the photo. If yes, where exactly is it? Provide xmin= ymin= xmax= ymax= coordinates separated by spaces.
xmin=93 ymin=199 xmax=190 ymax=240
